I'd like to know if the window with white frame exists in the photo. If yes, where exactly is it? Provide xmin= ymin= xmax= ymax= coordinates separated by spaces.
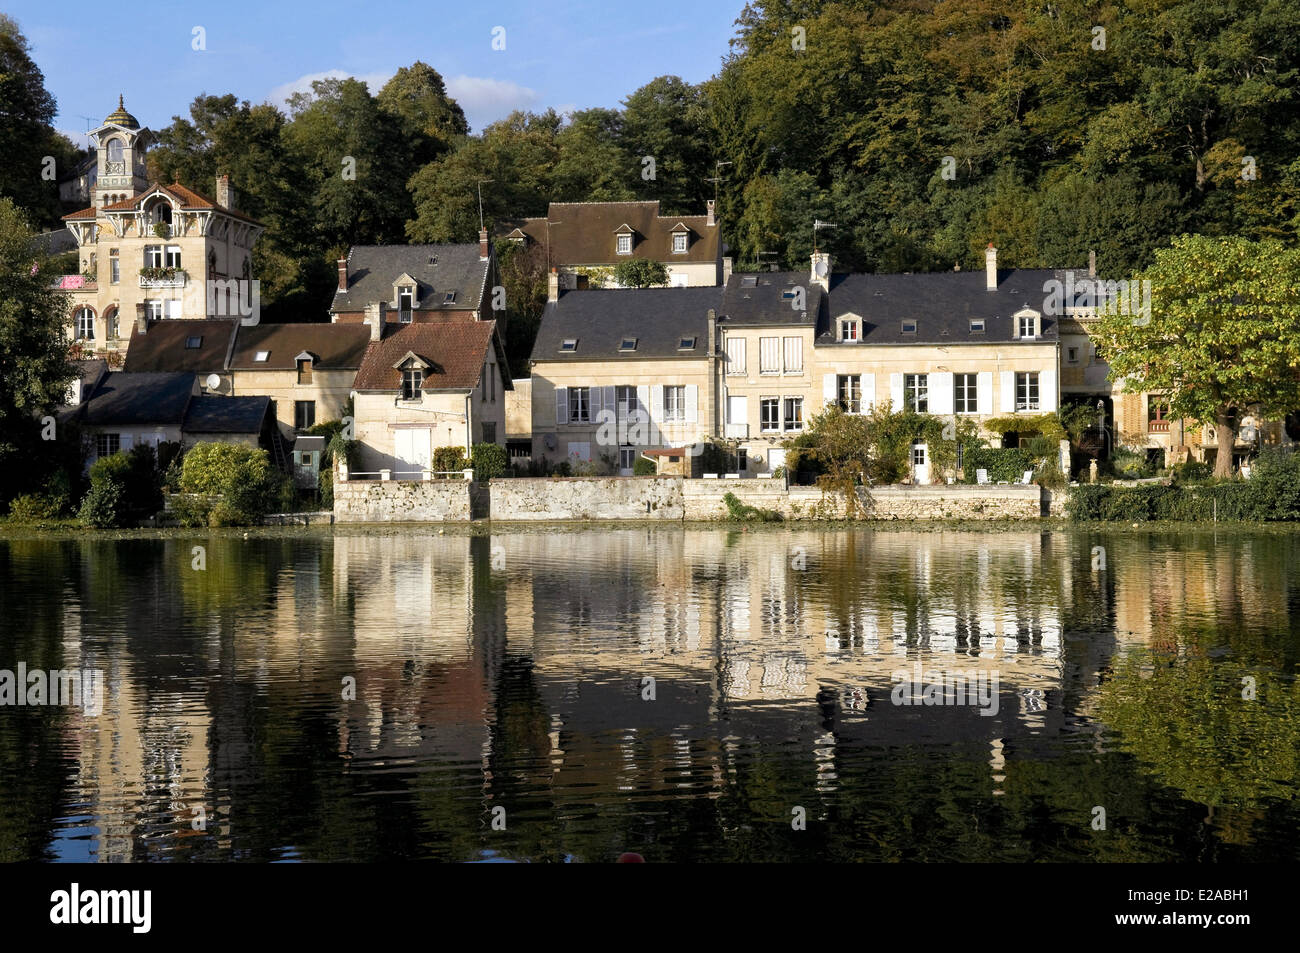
xmin=839 ymin=317 xmax=859 ymax=342
xmin=760 ymin=397 xmax=780 ymax=432
xmin=725 ymin=337 xmax=746 ymax=375
xmin=955 ymin=373 xmax=978 ymax=414
xmin=1018 ymin=314 xmax=1037 ymax=338
xmin=145 ymin=300 xmax=164 ymax=321
xmin=904 ymin=373 xmax=929 ymax=412
xmin=96 ymin=433 xmax=120 ymax=458
xmin=616 ymin=234 xmax=632 ymax=255
xmin=672 ymin=232 xmax=688 ymax=253
xmin=838 ymin=375 xmax=861 ymax=413
xmin=164 ymin=245 xmax=182 ymax=268
xmin=783 ymin=396 xmax=804 ymax=431
xmin=616 ymin=385 xmax=637 ymax=421
xmin=759 ymin=337 xmax=780 ymax=374
xmin=663 ymin=385 xmax=685 ymax=422
xmin=398 ymin=287 xmax=414 ymax=323
xmin=569 ymin=386 xmax=591 ymax=423
xmin=144 ymin=245 xmax=163 ymax=268
xmin=75 ymin=308 xmax=94 ymax=340
xmin=401 ymin=368 xmax=423 ymax=400
xmin=110 ymin=249 xmax=119 ymax=284
xmin=782 ymin=336 xmax=803 ymax=373
xmin=620 ymin=447 xmax=637 ymax=470
xmin=1016 ymin=372 xmax=1040 ymax=411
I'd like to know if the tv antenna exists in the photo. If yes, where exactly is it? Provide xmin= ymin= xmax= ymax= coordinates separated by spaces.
xmin=476 ymin=179 xmax=494 ymax=231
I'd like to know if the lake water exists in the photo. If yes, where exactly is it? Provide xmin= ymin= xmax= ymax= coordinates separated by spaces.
xmin=1 ymin=526 xmax=1297 ymax=862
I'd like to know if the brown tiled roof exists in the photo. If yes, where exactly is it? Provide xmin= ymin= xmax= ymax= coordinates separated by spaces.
xmin=90 ymin=183 xmax=262 ymax=225
xmin=122 ymin=319 xmax=238 ymax=373
xmin=62 ymin=207 xmax=97 ymax=221
xmin=497 ymin=201 xmax=719 ymax=267
xmin=229 ymin=323 xmax=372 ymax=370
xmin=353 ymin=322 xmax=498 ymax=392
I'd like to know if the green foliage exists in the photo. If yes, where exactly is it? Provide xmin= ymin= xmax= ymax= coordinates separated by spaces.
xmin=1110 ymin=447 xmax=1153 ymax=480
xmin=613 ymin=258 xmax=668 ymax=288
xmin=632 ymin=455 xmax=657 ymax=476
xmin=470 ymin=442 xmax=507 ymax=481
xmin=962 ymin=446 xmax=1036 ymax=484
xmin=722 ymin=491 xmax=783 ymax=522
xmin=433 ymin=446 xmax=468 ymax=473
xmin=77 ymin=479 xmax=125 ymax=528
xmin=179 ymin=442 xmax=282 ymax=526
xmin=6 ymin=491 xmax=68 ymax=523
xmin=77 ymin=445 xmax=163 ymax=528
xmin=1170 ymin=460 xmax=1211 ymax=486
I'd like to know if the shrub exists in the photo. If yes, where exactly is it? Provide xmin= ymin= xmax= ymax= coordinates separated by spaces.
xmin=722 ymin=491 xmax=783 ymax=522
xmin=7 ymin=491 xmax=69 ymax=523
xmin=632 ymin=455 xmax=657 ymax=476
xmin=179 ymin=443 xmax=281 ymax=526
xmin=78 ymin=445 xmax=162 ymax=528
xmin=470 ymin=442 xmax=507 ymax=481
xmin=168 ymin=493 xmax=213 ymax=527
xmin=1170 ymin=460 xmax=1210 ymax=486
xmin=433 ymin=446 xmax=468 ymax=473
xmin=1109 ymin=447 xmax=1151 ymax=479
xmin=963 ymin=446 xmax=1035 ymax=484
xmin=78 ymin=479 xmax=126 ymax=528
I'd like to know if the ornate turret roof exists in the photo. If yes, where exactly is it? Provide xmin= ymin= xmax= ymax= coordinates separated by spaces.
xmin=103 ymin=95 xmax=140 ymax=130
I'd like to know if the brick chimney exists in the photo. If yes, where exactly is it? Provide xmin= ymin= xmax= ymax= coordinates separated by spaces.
xmin=985 ymin=243 xmax=998 ymax=291
xmin=810 ymin=250 xmax=830 ymax=292
xmin=547 ymin=268 xmax=560 ymax=303
xmin=364 ymin=301 xmax=387 ymax=342
xmin=337 ymin=258 xmax=348 ymax=293
xmin=706 ymin=200 xmax=716 ymax=227
xmin=215 ymin=174 xmax=234 ymax=210
xmin=479 ymin=228 xmax=490 ymax=261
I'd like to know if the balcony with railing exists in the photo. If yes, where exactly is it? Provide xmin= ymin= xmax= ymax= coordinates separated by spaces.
xmin=54 ymin=275 xmax=97 ymax=292
xmin=1148 ymin=420 xmax=1170 ymax=433
xmin=139 ymin=268 xmax=188 ymax=289
xmin=723 ymin=423 xmax=749 ymax=438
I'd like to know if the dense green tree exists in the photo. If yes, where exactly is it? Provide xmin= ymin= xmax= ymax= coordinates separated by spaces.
xmin=612 ymin=258 xmax=668 ymax=288
xmin=376 ymin=62 xmax=469 ymax=164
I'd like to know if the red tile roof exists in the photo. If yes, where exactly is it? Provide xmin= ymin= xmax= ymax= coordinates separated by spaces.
xmin=353 ymin=322 xmax=498 ymax=392
xmin=62 ymin=207 xmax=97 ymax=221
xmin=66 ymin=183 xmax=262 ymax=225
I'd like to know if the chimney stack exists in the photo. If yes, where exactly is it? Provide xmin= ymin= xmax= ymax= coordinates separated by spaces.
xmin=985 ymin=243 xmax=998 ymax=291
xmin=337 ymin=258 xmax=348 ymax=293
xmin=722 ymin=256 xmax=733 ymax=286
xmin=706 ymin=200 xmax=716 ymax=227
xmin=1088 ymin=249 xmax=1096 ymax=278
xmin=364 ymin=301 xmax=387 ymax=342
xmin=215 ymin=174 xmax=234 ymax=210
xmin=135 ymin=303 xmax=148 ymax=335
xmin=479 ymin=228 xmax=490 ymax=261
xmin=547 ymin=268 xmax=560 ymax=303
xmin=810 ymin=250 xmax=831 ymax=291
xmin=707 ymin=308 xmax=717 ymax=357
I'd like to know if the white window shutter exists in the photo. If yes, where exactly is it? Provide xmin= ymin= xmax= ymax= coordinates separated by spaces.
xmin=930 ymin=372 xmax=954 ymax=414
xmin=636 ymin=385 xmax=650 ymax=418
xmin=120 ymin=433 xmax=134 ymax=451
xmin=889 ymin=373 xmax=904 ymax=410
xmin=861 ymin=373 xmax=875 ymax=411
xmin=589 ymin=386 xmax=602 ymax=419
xmin=1000 ymin=371 xmax=1016 ymax=413
xmin=1039 ymin=369 xmax=1056 ymax=412
xmin=603 ymin=385 xmax=615 ymax=418
xmin=555 ymin=386 xmax=567 ymax=425
xmin=650 ymin=384 xmax=664 ymax=423
xmin=685 ymin=385 xmax=698 ymax=423
xmin=823 ymin=373 xmax=837 ymax=403
xmin=977 ymin=372 xmax=993 ymax=415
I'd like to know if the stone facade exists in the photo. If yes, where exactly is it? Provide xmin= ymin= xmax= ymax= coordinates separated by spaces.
xmin=681 ymin=481 xmax=1045 ymax=521
xmin=333 ymin=477 xmax=473 ymax=523
xmin=490 ymin=477 xmax=685 ymax=521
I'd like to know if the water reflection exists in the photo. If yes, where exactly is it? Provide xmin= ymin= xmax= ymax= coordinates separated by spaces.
xmin=0 ymin=527 xmax=1296 ymax=862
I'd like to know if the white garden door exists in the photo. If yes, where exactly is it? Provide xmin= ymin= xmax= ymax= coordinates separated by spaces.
xmin=912 ymin=441 xmax=929 ymax=484
xmin=394 ymin=428 xmax=432 ymax=474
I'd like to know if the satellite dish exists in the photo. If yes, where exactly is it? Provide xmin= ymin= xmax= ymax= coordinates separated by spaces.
xmin=814 ymin=259 xmax=828 ymax=278
xmin=206 ymin=373 xmax=222 ymax=390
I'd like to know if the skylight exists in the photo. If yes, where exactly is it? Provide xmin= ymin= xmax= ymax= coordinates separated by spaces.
xmin=969 ymin=319 xmax=985 ymax=333
xmin=901 ymin=321 xmax=917 ymax=335
xmin=740 ymin=276 xmax=758 ymax=288
xmin=619 ymin=337 xmax=637 ymax=351
xmin=443 ymin=291 xmax=456 ymax=304
xmin=560 ymin=339 xmax=578 ymax=352
xmin=678 ymin=336 xmax=696 ymax=350
xmin=254 ymin=350 xmax=270 ymax=361
xmin=185 ymin=336 xmax=202 ymax=349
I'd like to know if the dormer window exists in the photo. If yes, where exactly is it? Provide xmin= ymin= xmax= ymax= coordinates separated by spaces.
xmin=969 ymin=319 xmax=985 ymax=334
xmin=901 ymin=320 xmax=917 ymax=335
xmin=560 ymin=338 xmax=578 ymax=353
xmin=839 ymin=318 xmax=859 ymax=342
xmin=616 ymin=234 xmax=632 ymax=255
xmin=401 ymin=368 xmax=423 ymax=400
xmin=619 ymin=337 xmax=638 ymax=352
xmin=1019 ymin=314 xmax=1036 ymax=337
xmin=398 ymin=287 xmax=414 ymax=323
xmin=1013 ymin=310 xmax=1041 ymax=339
xmin=672 ymin=232 xmax=688 ymax=254
xmin=297 ymin=357 xmax=313 ymax=385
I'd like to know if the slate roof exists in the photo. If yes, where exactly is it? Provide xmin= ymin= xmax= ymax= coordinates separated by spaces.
xmin=81 ymin=372 xmax=195 ymax=426
xmin=353 ymin=321 xmax=503 ymax=392
xmin=819 ymin=269 xmax=1063 ymax=345
xmin=183 ymin=395 xmax=270 ymax=434
xmin=531 ymin=287 xmax=723 ymax=363
xmin=333 ymin=244 xmax=490 ymax=313
xmin=229 ymin=323 xmax=371 ymax=370
xmin=70 ymin=359 xmax=109 ymax=403
xmin=122 ymin=319 xmax=237 ymax=373
xmin=498 ymin=201 xmax=720 ymax=266
xmin=719 ymin=271 xmax=821 ymax=327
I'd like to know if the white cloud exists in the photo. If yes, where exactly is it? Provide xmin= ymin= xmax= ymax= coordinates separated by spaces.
xmin=268 ymin=68 xmax=397 ymax=108
xmin=444 ymin=75 xmax=539 ymax=131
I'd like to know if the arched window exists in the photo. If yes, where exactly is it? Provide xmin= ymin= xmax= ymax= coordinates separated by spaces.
xmin=106 ymin=139 xmax=123 ymax=163
xmin=104 ymin=306 xmax=118 ymax=340
xmin=75 ymin=307 xmax=95 ymax=341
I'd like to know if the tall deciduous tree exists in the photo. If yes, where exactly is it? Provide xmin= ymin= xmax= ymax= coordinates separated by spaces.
xmin=1094 ymin=234 xmax=1300 ymax=478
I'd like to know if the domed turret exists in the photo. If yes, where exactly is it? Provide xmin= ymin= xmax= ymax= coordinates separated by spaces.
xmin=104 ymin=94 xmax=140 ymax=129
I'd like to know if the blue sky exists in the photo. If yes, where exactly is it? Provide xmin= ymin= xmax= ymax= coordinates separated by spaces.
xmin=9 ymin=0 xmax=746 ymax=144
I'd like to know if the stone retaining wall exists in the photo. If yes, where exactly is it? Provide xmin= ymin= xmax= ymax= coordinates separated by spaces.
xmin=334 ymin=478 xmax=472 ymax=523
xmin=682 ymin=481 xmax=1045 ymax=521
xmin=490 ymin=477 xmax=684 ymax=521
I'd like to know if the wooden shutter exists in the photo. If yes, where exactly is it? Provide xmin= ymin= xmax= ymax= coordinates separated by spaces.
xmin=685 ymin=385 xmax=698 ymax=423
xmin=760 ymin=336 xmax=779 ymax=373
xmin=1039 ymin=369 xmax=1056 ymax=412
xmin=976 ymin=372 xmax=993 ymax=415
xmin=929 ymin=372 xmax=954 ymax=414
xmin=783 ymin=336 xmax=803 ymax=373
xmin=890 ymin=373 xmax=904 ymax=410
xmin=650 ymin=384 xmax=664 ymax=423
xmin=1000 ymin=371 xmax=1016 ymax=413
xmin=823 ymin=373 xmax=837 ymax=406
